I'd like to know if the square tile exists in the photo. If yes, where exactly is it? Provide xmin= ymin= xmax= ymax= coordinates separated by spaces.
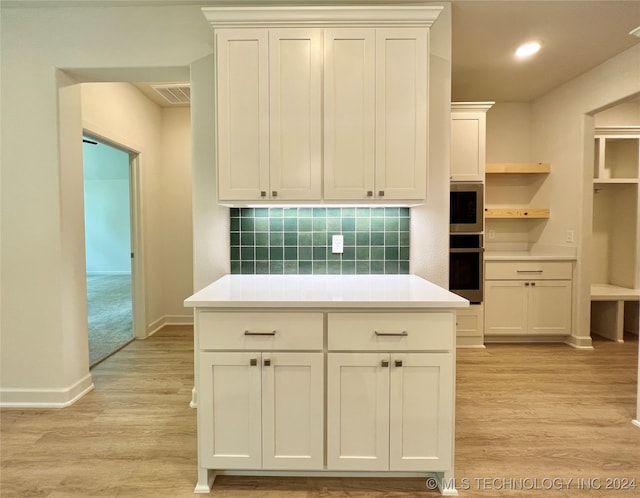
xmin=299 ymin=247 xmax=313 ymax=260
xmin=284 ymin=247 xmax=298 ymax=260
xmin=270 ymin=247 xmax=283 ymax=260
xmin=270 ymin=232 xmax=284 ymax=246
xmin=313 ymin=247 xmax=327 ymax=260
xmin=312 ymin=261 xmax=327 ymax=274
xmin=341 ymin=261 xmax=356 ymax=274
xmin=299 ymin=232 xmax=313 ymax=246
xmin=356 ymin=261 xmax=370 ymax=274
xmin=256 ymin=247 xmax=269 ymax=261
xmin=284 ymin=261 xmax=298 ymax=274
xmin=327 ymin=261 xmax=341 ymax=274
xmin=256 ymin=261 xmax=270 ymax=274
xmin=284 ymin=217 xmax=298 ymax=231
xmin=299 ymin=261 xmax=313 ymax=274
xmin=269 ymin=261 xmax=284 ymax=274
xmin=284 ymin=232 xmax=298 ymax=246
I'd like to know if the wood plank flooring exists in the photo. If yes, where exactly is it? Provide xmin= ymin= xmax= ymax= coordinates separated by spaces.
xmin=2 ymin=327 xmax=639 ymax=497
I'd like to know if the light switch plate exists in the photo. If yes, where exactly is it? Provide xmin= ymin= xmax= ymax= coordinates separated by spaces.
xmin=332 ymin=234 xmax=344 ymax=254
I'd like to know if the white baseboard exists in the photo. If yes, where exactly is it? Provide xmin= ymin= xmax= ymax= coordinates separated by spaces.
xmin=147 ymin=314 xmax=194 ymax=337
xmin=0 ymin=374 xmax=94 ymax=408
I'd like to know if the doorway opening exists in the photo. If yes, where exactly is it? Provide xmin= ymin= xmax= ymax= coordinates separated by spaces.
xmin=83 ymin=135 xmax=138 ymax=366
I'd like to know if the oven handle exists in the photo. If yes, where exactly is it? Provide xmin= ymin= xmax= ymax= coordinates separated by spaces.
xmin=450 ymin=248 xmax=484 ymax=253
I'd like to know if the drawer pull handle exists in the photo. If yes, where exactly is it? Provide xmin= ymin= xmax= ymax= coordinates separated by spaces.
xmin=264 ymin=359 xmax=271 ymax=367
xmin=381 ymin=360 xmax=389 ymax=368
xmin=244 ymin=330 xmax=277 ymax=336
xmin=374 ymin=331 xmax=408 ymax=337
xmin=516 ymin=270 xmax=543 ymax=273
xmin=395 ymin=360 xmax=403 ymax=367
xmin=250 ymin=358 xmax=258 ymax=366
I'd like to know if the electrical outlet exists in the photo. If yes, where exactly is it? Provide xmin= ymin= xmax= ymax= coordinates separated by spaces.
xmin=487 ymin=230 xmax=495 ymax=240
xmin=566 ymin=230 xmax=574 ymax=243
xmin=332 ymin=234 xmax=344 ymax=254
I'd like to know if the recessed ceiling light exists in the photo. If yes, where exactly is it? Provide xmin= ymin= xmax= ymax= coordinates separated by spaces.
xmin=515 ymin=41 xmax=541 ymax=59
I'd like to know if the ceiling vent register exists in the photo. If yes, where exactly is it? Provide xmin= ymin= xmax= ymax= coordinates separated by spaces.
xmin=151 ymin=84 xmax=190 ymax=105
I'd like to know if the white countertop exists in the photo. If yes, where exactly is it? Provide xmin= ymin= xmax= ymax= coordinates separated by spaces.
xmin=184 ymin=274 xmax=469 ymax=309
xmin=485 ymin=250 xmax=576 ymax=261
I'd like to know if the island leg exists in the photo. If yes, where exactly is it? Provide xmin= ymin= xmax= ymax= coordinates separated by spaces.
xmin=432 ymin=471 xmax=459 ymax=496
xmin=194 ymin=467 xmax=215 ymax=493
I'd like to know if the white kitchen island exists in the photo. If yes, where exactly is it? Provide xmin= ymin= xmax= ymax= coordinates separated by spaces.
xmin=185 ymin=275 xmax=468 ymax=496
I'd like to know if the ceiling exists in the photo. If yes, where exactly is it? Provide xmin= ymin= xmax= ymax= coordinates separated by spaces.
xmin=451 ymin=0 xmax=640 ymax=103
xmin=99 ymin=0 xmax=640 ymax=106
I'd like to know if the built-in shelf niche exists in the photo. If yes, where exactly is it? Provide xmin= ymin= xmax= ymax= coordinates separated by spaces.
xmin=485 ymin=162 xmax=551 ymax=220
xmin=591 ymin=126 xmax=640 ymax=291
xmin=594 ymin=127 xmax=640 ymax=181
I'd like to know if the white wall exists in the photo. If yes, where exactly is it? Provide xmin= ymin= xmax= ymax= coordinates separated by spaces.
xmin=159 ymin=107 xmax=196 ymax=318
xmin=410 ymin=2 xmax=451 ymax=287
xmin=531 ymin=44 xmax=640 ymax=347
xmin=0 ymin=3 xmax=211 ymax=407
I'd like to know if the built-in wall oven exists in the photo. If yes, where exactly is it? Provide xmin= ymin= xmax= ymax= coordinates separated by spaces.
xmin=449 ymin=182 xmax=484 ymax=303
xmin=450 ymin=182 xmax=483 ymax=233
xmin=449 ymin=233 xmax=483 ymax=303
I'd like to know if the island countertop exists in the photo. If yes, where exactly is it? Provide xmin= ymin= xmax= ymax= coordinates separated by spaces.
xmin=184 ymin=274 xmax=469 ymax=309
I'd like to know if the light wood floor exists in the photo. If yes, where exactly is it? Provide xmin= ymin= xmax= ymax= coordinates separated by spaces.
xmin=2 ymin=327 xmax=639 ymax=497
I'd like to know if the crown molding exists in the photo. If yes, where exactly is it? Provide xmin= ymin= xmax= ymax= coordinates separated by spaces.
xmin=202 ymin=5 xmax=443 ymax=29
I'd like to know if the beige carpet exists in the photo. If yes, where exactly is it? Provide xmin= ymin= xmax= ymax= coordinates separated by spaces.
xmin=87 ymin=274 xmax=133 ymax=366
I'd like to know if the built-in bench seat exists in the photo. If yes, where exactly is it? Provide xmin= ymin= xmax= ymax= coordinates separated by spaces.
xmin=591 ymin=284 xmax=640 ymax=342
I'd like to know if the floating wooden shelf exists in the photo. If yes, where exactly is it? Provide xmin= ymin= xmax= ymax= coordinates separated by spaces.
xmin=593 ymin=178 xmax=639 ymax=184
xmin=485 ymin=208 xmax=550 ymax=219
xmin=486 ymin=162 xmax=551 ymax=174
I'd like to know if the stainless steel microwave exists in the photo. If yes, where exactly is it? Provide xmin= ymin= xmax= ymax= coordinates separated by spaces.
xmin=450 ymin=182 xmax=483 ymax=233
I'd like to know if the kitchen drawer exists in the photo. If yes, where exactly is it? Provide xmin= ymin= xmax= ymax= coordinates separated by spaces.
xmin=327 ymin=312 xmax=454 ymax=351
xmin=198 ymin=311 xmax=323 ymax=351
xmin=485 ymin=261 xmax=573 ymax=280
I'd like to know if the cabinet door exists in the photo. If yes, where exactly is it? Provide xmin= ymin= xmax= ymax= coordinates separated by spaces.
xmin=375 ymin=28 xmax=428 ymax=200
xmin=198 ymin=352 xmax=262 ymax=468
xmin=216 ymin=29 xmax=270 ymax=201
xmin=262 ymin=352 xmax=324 ymax=470
xmin=485 ymin=281 xmax=527 ymax=336
xmin=327 ymin=353 xmax=390 ymax=471
xmin=528 ymin=280 xmax=572 ymax=335
xmin=389 ymin=353 xmax=453 ymax=471
xmin=269 ymin=29 xmax=322 ymax=200
xmin=323 ymin=28 xmax=376 ymax=200
xmin=451 ymin=111 xmax=486 ymax=181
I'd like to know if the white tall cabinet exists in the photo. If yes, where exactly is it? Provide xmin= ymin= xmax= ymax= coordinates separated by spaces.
xmin=207 ymin=5 xmax=441 ymax=204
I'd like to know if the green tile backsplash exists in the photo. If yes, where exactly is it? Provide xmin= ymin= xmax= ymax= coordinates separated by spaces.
xmin=230 ymin=207 xmax=410 ymax=275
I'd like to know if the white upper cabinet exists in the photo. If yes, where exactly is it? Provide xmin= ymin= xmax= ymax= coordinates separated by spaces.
xmin=450 ymin=102 xmax=493 ymax=182
xmin=205 ymin=6 xmax=443 ymax=204
xmin=217 ymin=28 xmax=322 ymax=202
xmin=324 ymin=28 xmax=428 ymax=201
xmin=269 ymin=29 xmax=323 ymax=201
xmin=323 ymin=28 xmax=376 ymax=200
xmin=375 ymin=28 xmax=428 ymax=200
xmin=216 ymin=30 xmax=270 ymax=201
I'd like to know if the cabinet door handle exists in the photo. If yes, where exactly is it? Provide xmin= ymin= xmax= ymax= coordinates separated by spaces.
xmin=381 ymin=360 xmax=389 ymax=368
xmin=375 ymin=330 xmax=408 ymax=337
xmin=272 ymin=191 xmax=278 ymax=198
xmin=260 ymin=191 xmax=267 ymax=198
xmin=264 ymin=359 xmax=271 ymax=367
xmin=525 ymin=282 xmax=530 ymax=286
xmin=531 ymin=282 xmax=536 ymax=286
xmin=244 ymin=330 xmax=277 ymax=336
xmin=395 ymin=360 xmax=403 ymax=367
xmin=250 ymin=358 xmax=258 ymax=366
xmin=366 ymin=190 xmax=373 ymax=197
xmin=378 ymin=190 xmax=385 ymax=197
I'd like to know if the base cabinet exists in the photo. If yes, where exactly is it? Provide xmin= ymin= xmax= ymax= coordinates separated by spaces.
xmin=198 ymin=351 xmax=324 ymax=470
xmin=484 ymin=260 xmax=573 ymax=337
xmin=194 ymin=307 xmax=457 ymax=495
xmin=327 ymin=352 xmax=453 ymax=471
